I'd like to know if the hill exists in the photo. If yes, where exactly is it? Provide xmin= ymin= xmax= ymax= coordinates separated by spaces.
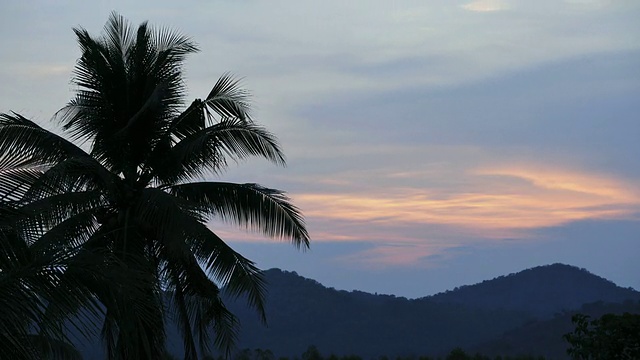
xmin=72 ymin=263 xmax=640 ymax=359
xmin=227 ymin=269 xmax=530 ymax=358
xmin=426 ymin=263 xmax=640 ymax=317
xmin=226 ymin=264 xmax=640 ymax=358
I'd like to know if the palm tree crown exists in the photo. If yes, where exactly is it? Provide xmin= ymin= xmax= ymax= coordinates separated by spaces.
xmin=0 ymin=12 xmax=309 ymax=360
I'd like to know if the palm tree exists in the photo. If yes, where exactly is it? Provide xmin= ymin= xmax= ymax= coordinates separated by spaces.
xmin=0 ymin=167 xmax=107 ymax=360
xmin=0 ymin=12 xmax=309 ymax=359
xmin=0 ymin=203 xmax=76 ymax=360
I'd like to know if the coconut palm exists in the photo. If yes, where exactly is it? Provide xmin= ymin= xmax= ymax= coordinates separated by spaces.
xmin=0 ymin=12 xmax=309 ymax=359
xmin=0 ymin=200 xmax=146 ymax=360
xmin=0 ymin=204 xmax=74 ymax=360
xmin=0 ymin=174 xmax=109 ymax=360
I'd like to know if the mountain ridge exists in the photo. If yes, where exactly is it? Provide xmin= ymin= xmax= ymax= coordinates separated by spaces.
xmin=73 ymin=263 xmax=640 ymax=359
xmin=226 ymin=263 xmax=640 ymax=358
xmin=423 ymin=263 xmax=639 ymax=317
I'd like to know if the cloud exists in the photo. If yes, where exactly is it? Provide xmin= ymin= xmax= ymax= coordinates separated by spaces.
xmin=335 ymin=243 xmax=450 ymax=268
xmin=293 ymin=164 xmax=640 ymax=236
xmin=564 ymin=0 xmax=611 ymax=10
xmin=461 ymin=0 xmax=509 ymax=12
xmin=2 ymin=0 xmax=639 ymax=293
xmin=474 ymin=165 xmax=637 ymax=201
xmin=21 ymin=64 xmax=71 ymax=78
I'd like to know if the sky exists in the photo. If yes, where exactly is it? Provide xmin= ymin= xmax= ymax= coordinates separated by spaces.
xmin=1 ymin=0 xmax=639 ymax=298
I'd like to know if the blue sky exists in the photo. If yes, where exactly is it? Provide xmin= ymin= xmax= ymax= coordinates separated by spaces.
xmin=1 ymin=0 xmax=639 ymax=298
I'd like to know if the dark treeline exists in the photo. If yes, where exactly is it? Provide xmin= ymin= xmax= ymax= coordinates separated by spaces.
xmin=213 ymin=345 xmax=547 ymax=360
xmin=472 ymin=300 xmax=640 ymax=358
xmin=211 ymin=312 xmax=640 ymax=360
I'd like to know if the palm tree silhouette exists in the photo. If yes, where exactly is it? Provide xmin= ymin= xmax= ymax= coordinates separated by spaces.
xmin=0 ymin=12 xmax=309 ymax=359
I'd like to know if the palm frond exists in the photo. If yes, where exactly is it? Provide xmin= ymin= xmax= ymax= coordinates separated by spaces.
xmin=168 ymin=272 xmax=199 ymax=360
xmin=19 ymin=190 xmax=103 ymax=231
xmin=0 ymin=112 xmax=106 ymax=204
xmin=170 ymin=182 xmax=309 ymax=247
xmin=205 ymin=74 xmax=252 ymax=121
xmin=0 ymin=112 xmax=89 ymax=166
xmin=133 ymin=188 xmax=261 ymax=353
xmin=104 ymin=11 xmax=135 ymax=62
xmin=202 ymin=118 xmax=286 ymax=165
xmin=164 ymin=261 xmax=240 ymax=358
xmin=165 ymin=99 xmax=206 ymax=141
xmin=162 ymin=249 xmax=228 ymax=359
xmin=204 ymin=297 xmax=239 ymax=357
xmin=154 ymin=119 xmax=286 ymax=184
xmin=0 ymin=205 xmax=102 ymax=360
xmin=188 ymin=222 xmax=268 ymax=321
xmin=30 ymin=206 xmax=102 ymax=253
xmin=0 ymin=164 xmax=42 ymax=202
xmin=140 ymin=197 xmax=268 ymax=326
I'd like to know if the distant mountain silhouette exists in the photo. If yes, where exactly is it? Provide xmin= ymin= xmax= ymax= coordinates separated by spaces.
xmin=226 ymin=263 xmax=639 ymax=358
xmin=227 ymin=269 xmax=530 ymax=358
xmin=426 ymin=263 xmax=640 ymax=318
xmin=73 ymin=263 xmax=640 ymax=359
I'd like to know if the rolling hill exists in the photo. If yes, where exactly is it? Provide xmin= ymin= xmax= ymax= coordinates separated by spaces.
xmin=73 ymin=263 xmax=640 ymax=359
xmin=425 ymin=263 xmax=640 ymax=318
xmin=225 ymin=264 xmax=640 ymax=358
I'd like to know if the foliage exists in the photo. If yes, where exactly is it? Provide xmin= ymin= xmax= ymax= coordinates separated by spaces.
xmin=472 ymin=300 xmax=640 ymax=359
xmin=0 ymin=198 xmax=131 ymax=359
xmin=0 ymin=12 xmax=308 ymax=359
xmin=302 ymin=345 xmax=323 ymax=360
xmin=227 ymin=345 xmax=547 ymax=360
xmin=446 ymin=348 xmax=470 ymax=360
xmin=0 ymin=204 xmax=84 ymax=360
xmin=564 ymin=312 xmax=640 ymax=359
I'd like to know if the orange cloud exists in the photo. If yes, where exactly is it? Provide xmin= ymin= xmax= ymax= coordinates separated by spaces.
xmin=293 ymin=165 xmax=639 ymax=235
xmin=474 ymin=165 xmax=634 ymax=200
xmin=210 ymin=163 xmax=640 ymax=267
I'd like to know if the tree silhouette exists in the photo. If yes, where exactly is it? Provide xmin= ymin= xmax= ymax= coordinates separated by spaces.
xmin=0 ymin=203 xmax=84 ymax=360
xmin=0 ymin=12 xmax=308 ymax=359
xmin=302 ymin=345 xmax=324 ymax=360
xmin=564 ymin=313 xmax=640 ymax=359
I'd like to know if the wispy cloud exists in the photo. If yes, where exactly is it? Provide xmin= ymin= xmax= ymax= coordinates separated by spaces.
xmin=0 ymin=63 xmax=71 ymax=80
xmin=474 ymin=165 xmax=637 ymax=202
xmin=564 ymin=0 xmax=611 ymax=10
xmin=336 ymin=243 xmax=451 ymax=268
xmin=27 ymin=64 xmax=71 ymax=77
xmin=294 ymin=164 xmax=639 ymax=235
xmin=281 ymin=163 xmax=640 ymax=267
xmin=461 ymin=0 xmax=509 ymax=12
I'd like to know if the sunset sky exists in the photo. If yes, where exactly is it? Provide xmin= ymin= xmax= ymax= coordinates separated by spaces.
xmin=1 ymin=0 xmax=638 ymax=298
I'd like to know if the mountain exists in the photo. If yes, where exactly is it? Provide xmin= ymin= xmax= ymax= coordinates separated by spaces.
xmin=227 ymin=269 xmax=531 ymax=358
xmin=225 ymin=263 xmax=640 ymax=358
xmin=425 ymin=263 xmax=640 ymax=318
xmin=72 ymin=263 xmax=640 ymax=359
